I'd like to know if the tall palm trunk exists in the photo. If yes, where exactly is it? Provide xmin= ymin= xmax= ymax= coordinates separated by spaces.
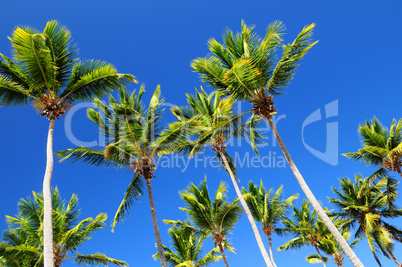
xmin=314 ymin=245 xmax=327 ymax=267
xmin=43 ymin=119 xmax=55 ymax=267
xmin=267 ymin=233 xmax=277 ymax=267
xmin=218 ymin=243 xmax=230 ymax=267
xmin=264 ymin=115 xmax=364 ymax=267
xmin=219 ymin=151 xmax=274 ymax=267
xmin=145 ymin=178 xmax=167 ymax=267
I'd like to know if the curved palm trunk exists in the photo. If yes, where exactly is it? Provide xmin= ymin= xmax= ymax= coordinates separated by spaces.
xmin=267 ymin=234 xmax=277 ymax=267
xmin=218 ymin=243 xmax=230 ymax=267
xmin=43 ymin=119 xmax=55 ymax=267
xmin=219 ymin=151 xmax=274 ymax=267
xmin=264 ymin=115 xmax=364 ymax=267
xmin=145 ymin=178 xmax=167 ymax=267
xmin=314 ymin=245 xmax=327 ymax=267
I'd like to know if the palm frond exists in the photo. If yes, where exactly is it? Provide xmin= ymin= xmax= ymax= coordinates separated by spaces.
xmin=306 ymin=253 xmax=329 ymax=264
xmin=266 ymin=23 xmax=317 ymax=95
xmin=56 ymin=147 xmax=118 ymax=167
xmin=73 ymin=253 xmax=128 ymax=266
xmin=111 ymin=174 xmax=144 ymax=231
xmin=10 ymin=26 xmax=56 ymax=93
xmin=42 ymin=20 xmax=78 ymax=89
xmin=61 ymin=60 xmax=136 ymax=102
xmin=0 ymin=75 xmax=37 ymax=106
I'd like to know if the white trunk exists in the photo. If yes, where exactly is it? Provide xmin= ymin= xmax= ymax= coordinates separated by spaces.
xmin=265 ymin=116 xmax=364 ymax=267
xmin=219 ymin=151 xmax=274 ymax=267
xmin=43 ymin=119 xmax=55 ymax=267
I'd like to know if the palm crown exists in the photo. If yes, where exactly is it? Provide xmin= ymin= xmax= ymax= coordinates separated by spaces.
xmin=279 ymin=200 xmax=328 ymax=251
xmin=180 ymin=179 xmax=241 ymax=246
xmin=329 ymin=174 xmax=402 ymax=265
xmin=278 ymin=200 xmax=336 ymax=267
xmin=242 ymin=181 xmax=298 ymax=267
xmin=0 ymin=20 xmax=135 ymax=119
xmin=158 ymin=88 xmax=262 ymax=174
xmin=344 ymin=117 xmax=402 ymax=178
xmin=191 ymin=20 xmax=317 ymax=117
xmin=153 ymin=221 xmax=221 ymax=267
xmin=305 ymin=216 xmax=351 ymax=267
xmin=178 ymin=178 xmax=241 ymax=267
xmin=0 ymin=188 xmax=127 ymax=267
xmin=242 ymin=181 xmax=298 ymax=235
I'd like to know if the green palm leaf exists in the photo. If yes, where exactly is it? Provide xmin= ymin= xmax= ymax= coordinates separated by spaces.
xmin=111 ymin=173 xmax=144 ymax=231
xmin=73 ymin=253 xmax=128 ymax=266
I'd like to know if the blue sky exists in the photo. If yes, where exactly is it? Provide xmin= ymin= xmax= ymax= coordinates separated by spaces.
xmin=1 ymin=1 xmax=402 ymax=266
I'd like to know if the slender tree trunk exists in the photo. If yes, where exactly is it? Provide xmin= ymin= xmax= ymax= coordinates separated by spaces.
xmin=314 ymin=245 xmax=327 ymax=267
xmin=267 ymin=233 xmax=278 ymax=267
xmin=218 ymin=243 xmax=230 ymax=267
xmin=264 ymin=115 xmax=364 ymax=267
xmin=219 ymin=151 xmax=274 ymax=267
xmin=145 ymin=178 xmax=167 ymax=267
xmin=43 ymin=119 xmax=55 ymax=267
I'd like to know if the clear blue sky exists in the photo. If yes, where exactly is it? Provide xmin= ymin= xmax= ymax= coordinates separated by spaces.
xmin=1 ymin=1 xmax=401 ymax=267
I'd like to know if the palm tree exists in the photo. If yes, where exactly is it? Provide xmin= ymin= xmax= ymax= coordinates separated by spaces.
xmin=178 ymin=179 xmax=242 ymax=267
xmin=157 ymin=88 xmax=274 ymax=266
xmin=57 ymin=85 xmax=171 ymax=266
xmin=0 ymin=188 xmax=128 ymax=267
xmin=191 ymin=20 xmax=363 ymax=267
xmin=278 ymin=200 xmax=335 ymax=267
xmin=153 ymin=220 xmax=222 ymax=266
xmin=344 ymin=117 xmax=402 ymax=179
xmin=329 ymin=174 xmax=402 ymax=266
xmin=305 ymin=217 xmax=352 ymax=267
xmin=242 ymin=181 xmax=298 ymax=267
xmin=0 ymin=21 xmax=135 ymax=266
